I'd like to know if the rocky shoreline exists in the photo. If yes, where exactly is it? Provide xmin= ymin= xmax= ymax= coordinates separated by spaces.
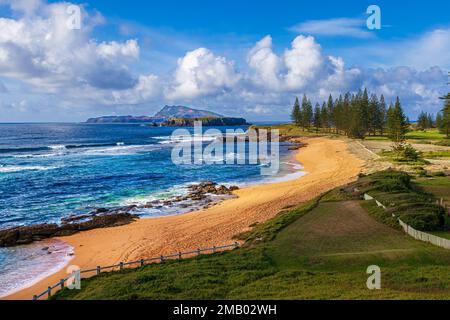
xmin=0 ymin=182 xmax=239 ymax=247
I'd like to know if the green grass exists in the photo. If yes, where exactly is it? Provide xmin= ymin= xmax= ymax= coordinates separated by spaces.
xmin=422 ymin=151 xmax=450 ymax=159
xmin=429 ymin=231 xmax=450 ymax=240
xmin=414 ymin=176 xmax=450 ymax=203
xmin=252 ymin=124 xmax=339 ymax=138
xmin=254 ymin=125 xmax=450 ymax=150
xmin=53 ymin=198 xmax=450 ymax=300
xmin=53 ymin=171 xmax=450 ymax=300
xmin=405 ymin=129 xmax=447 ymax=141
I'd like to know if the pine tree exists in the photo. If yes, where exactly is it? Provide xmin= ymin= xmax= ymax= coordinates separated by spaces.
xmin=378 ymin=95 xmax=387 ymax=135
xmin=387 ymin=97 xmax=408 ymax=143
xmin=313 ymin=103 xmax=321 ymax=132
xmin=438 ymin=99 xmax=450 ymax=138
xmin=367 ymin=94 xmax=379 ymax=135
xmin=342 ymin=93 xmax=351 ymax=136
xmin=361 ymin=88 xmax=370 ymax=131
xmin=417 ymin=111 xmax=428 ymax=131
xmin=427 ymin=114 xmax=434 ymax=128
xmin=327 ymin=94 xmax=334 ymax=131
xmin=320 ymin=102 xmax=328 ymax=132
xmin=304 ymin=98 xmax=313 ymax=129
xmin=300 ymin=94 xmax=313 ymax=130
xmin=333 ymin=95 xmax=344 ymax=134
xmin=291 ymin=97 xmax=301 ymax=126
xmin=348 ymin=92 xmax=367 ymax=139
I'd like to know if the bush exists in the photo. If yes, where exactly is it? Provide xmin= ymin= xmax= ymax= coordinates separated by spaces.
xmin=400 ymin=211 xmax=445 ymax=231
xmin=432 ymin=171 xmax=446 ymax=177
xmin=392 ymin=143 xmax=424 ymax=162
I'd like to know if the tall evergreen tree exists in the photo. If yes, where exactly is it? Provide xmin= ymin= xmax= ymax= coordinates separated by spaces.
xmin=367 ymin=94 xmax=379 ymax=135
xmin=438 ymin=99 xmax=450 ymax=138
xmin=361 ymin=88 xmax=370 ymax=130
xmin=417 ymin=111 xmax=428 ymax=130
xmin=377 ymin=95 xmax=387 ymax=135
xmin=304 ymin=98 xmax=313 ymax=129
xmin=291 ymin=97 xmax=301 ymax=126
xmin=327 ymin=94 xmax=334 ymax=131
xmin=348 ymin=92 xmax=367 ymax=139
xmin=320 ymin=102 xmax=328 ymax=132
xmin=300 ymin=94 xmax=313 ymax=130
xmin=313 ymin=103 xmax=321 ymax=132
xmin=387 ymin=97 xmax=408 ymax=143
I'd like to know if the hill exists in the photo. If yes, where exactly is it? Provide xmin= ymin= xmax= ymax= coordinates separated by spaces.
xmin=85 ymin=105 xmax=243 ymax=125
xmin=154 ymin=105 xmax=223 ymax=119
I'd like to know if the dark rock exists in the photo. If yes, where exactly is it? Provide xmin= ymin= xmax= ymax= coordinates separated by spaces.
xmin=0 ymin=213 xmax=139 ymax=248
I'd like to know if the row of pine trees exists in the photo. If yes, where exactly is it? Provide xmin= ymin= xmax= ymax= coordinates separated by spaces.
xmin=291 ymin=88 xmax=408 ymax=141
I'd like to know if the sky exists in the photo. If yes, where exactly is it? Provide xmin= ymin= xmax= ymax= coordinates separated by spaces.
xmin=0 ymin=0 xmax=449 ymax=122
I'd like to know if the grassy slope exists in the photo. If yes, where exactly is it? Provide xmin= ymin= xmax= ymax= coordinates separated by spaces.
xmin=53 ymin=181 xmax=450 ymax=300
xmin=255 ymin=124 xmax=448 ymax=143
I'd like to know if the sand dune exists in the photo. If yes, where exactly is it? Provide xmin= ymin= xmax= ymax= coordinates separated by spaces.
xmin=6 ymin=137 xmax=364 ymax=300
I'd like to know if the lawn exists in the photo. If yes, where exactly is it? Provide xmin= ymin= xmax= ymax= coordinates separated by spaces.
xmin=414 ymin=176 xmax=450 ymax=203
xmin=52 ymin=172 xmax=450 ymax=300
xmin=406 ymin=129 xmax=447 ymax=141
xmin=255 ymin=124 xmax=449 ymax=144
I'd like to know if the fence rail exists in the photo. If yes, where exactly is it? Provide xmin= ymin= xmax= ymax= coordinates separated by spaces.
xmin=364 ymin=193 xmax=450 ymax=250
xmin=32 ymin=242 xmax=240 ymax=300
xmin=399 ymin=220 xmax=450 ymax=249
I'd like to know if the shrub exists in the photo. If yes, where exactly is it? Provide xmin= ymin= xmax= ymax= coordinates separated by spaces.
xmin=392 ymin=143 xmax=424 ymax=162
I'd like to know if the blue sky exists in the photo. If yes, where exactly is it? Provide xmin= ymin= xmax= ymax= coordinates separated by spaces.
xmin=0 ymin=0 xmax=449 ymax=122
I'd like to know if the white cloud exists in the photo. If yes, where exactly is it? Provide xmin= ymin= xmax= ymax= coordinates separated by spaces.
xmin=0 ymin=1 xmax=160 ymax=107
xmin=290 ymin=18 xmax=372 ymax=38
xmin=395 ymin=29 xmax=450 ymax=69
xmin=283 ymin=35 xmax=324 ymax=90
xmin=247 ymin=36 xmax=281 ymax=90
xmin=0 ymin=1 xmax=447 ymax=121
xmin=244 ymin=105 xmax=270 ymax=114
xmin=111 ymin=74 xmax=161 ymax=104
xmin=167 ymin=48 xmax=241 ymax=100
xmin=0 ymin=0 xmax=42 ymax=16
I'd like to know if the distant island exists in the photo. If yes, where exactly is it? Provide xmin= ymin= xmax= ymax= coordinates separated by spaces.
xmin=86 ymin=106 xmax=248 ymax=126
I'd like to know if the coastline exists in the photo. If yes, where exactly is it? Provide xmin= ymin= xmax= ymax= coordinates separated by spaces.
xmin=5 ymin=137 xmax=365 ymax=300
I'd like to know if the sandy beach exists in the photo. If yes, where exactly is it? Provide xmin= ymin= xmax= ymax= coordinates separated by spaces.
xmin=6 ymin=137 xmax=364 ymax=300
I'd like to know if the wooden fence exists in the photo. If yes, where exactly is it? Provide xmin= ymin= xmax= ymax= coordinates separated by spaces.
xmin=364 ymin=193 xmax=450 ymax=250
xmin=398 ymin=220 xmax=450 ymax=249
xmin=32 ymin=242 xmax=240 ymax=301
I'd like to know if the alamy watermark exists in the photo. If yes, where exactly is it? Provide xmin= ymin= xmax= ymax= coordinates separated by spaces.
xmin=66 ymin=265 xmax=81 ymax=290
xmin=66 ymin=4 xmax=82 ymax=30
xmin=366 ymin=5 xmax=381 ymax=30
xmin=170 ymin=122 xmax=280 ymax=176
xmin=366 ymin=265 xmax=381 ymax=290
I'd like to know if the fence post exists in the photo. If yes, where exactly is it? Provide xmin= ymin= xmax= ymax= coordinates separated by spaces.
xmin=212 ymin=246 xmax=216 ymax=253
xmin=160 ymin=255 xmax=165 ymax=262
xmin=60 ymin=279 xmax=65 ymax=290
xmin=140 ymin=259 xmax=145 ymax=267
xmin=47 ymin=287 xmax=52 ymax=298
xmin=197 ymin=248 xmax=201 ymax=256
xmin=96 ymin=266 xmax=101 ymax=275
xmin=33 ymin=295 xmax=37 ymax=300
xmin=119 ymin=262 xmax=124 ymax=271
xmin=178 ymin=252 xmax=182 ymax=259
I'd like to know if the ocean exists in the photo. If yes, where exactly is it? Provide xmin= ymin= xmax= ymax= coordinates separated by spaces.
xmin=0 ymin=123 xmax=302 ymax=297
